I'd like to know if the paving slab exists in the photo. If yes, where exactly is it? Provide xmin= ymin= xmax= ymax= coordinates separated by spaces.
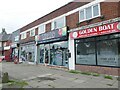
xmin=1 ymin=62 xmax=119 ymax=88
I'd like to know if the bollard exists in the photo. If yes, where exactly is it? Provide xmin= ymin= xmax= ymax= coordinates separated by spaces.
xmin=2 ymin=72 xmax=9 ymax=83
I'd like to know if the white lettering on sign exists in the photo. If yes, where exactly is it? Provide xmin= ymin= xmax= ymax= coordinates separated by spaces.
xmin=87 ymin=28 xmax=97 ymax=33
xmin=79 ymin=27 xmax=98 ymax=35
xmin=99 ymin=24 xmax=114 ymax=31
xmin=70 ymin=22 xmax=120 ymax=39
xmin=79 ymin=30 xmax=87 ymax=35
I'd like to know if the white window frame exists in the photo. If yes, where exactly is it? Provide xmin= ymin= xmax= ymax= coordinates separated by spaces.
xmin=21 ymin=33 xmax=26 ymax=40
xmin=38 ymin=24 xmax=45 ymax=34
xmin=79 ymin=3 xmax=101 ymax=22
xmin=30 ymin=29 xmax=35 ymax=37
xmin=14 ymin=36 xmax=19 ymax=41
xmin=0 ymin=42 xmax=2 ymax=47
xmin=51 ymin=16 xmax=66 ymax=30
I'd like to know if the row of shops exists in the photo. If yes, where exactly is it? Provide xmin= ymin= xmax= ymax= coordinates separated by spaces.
xmin=18 ymin=19 xmax=120 ymax=76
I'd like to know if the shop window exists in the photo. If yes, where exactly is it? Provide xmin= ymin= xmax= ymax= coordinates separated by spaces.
xmin=97 ymin=39 xmax=119 ymax=67
xmin=109 ymin=34 xmax=120 ymax=39
xmin=75 ymin=34 xmax=120 ymax=67
xmin=118 ymin=39 xmax=120 ymax=67
xmin=51 ymin=17 xmax=66 ymax=30
xmin=76 ymin=39 xmax=96 ymax=65
xmin=50 ymin=41 xmax=68 ymax=66
xmin=79 ymin=3 xmax=100 ymax=22
xmin=39 ymin=24 xmax=45 ymax=34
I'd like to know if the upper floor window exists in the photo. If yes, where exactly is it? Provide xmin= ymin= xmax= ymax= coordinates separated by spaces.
xmin=79 ymin=4 xmax=100 ymax=22
xmin=93 ymin=4 xmax=99 ymax=17
xmin=14 ymin=36 xmax=19 ymax=41
xmin=80 ymin=10 xmax=85 ymax=21
xmin=39 ymin=24 xmax=45 ymax=34
xmin=30 ymin=29 xmax=35 ymax=37
xmin=21 ymin=33 xmax=26 ymax=40
xmin=51 ymin=17 xmax=66 ymax=30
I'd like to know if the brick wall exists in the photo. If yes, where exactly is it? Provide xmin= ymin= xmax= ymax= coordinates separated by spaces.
xmin=118 ymin=1 xmax=120 ymax=17
xmin=66 ymin=12 xmax=79 ymax=30
xmin=46 ymin=23 xmax=51 ymax=32
xmin=75 ymin=65 xmax=119 ymax=76
xmin=27 ymin=31 xmax=30 ymax=38
xmin=20 ymin=37 xmax=35 ymax=44
xmin=19 ymin=2 xmax=120 ymax=44
xmin=35 ymin=27 xmax=38 ymax=35
xmin=20 ymin=28 xmax=38 ymax=44
xmin=73 ymin=2 xmax=120 ymax=76
xmin=101 ymin=2 xmax=119 ymax=20
xmin=76 ymin=2 xmax=120 ymax=28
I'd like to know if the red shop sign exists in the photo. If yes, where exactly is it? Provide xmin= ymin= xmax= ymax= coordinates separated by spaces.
xmin=70 ymin=22 xmax=120 ymax=39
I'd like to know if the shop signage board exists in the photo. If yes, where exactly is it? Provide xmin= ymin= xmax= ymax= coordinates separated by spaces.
xmin=4 ymin=46 xmax=10 ymax=50
xmin=70 ymin=22 xmax=120 ymax=39
xmin=36 ymin=27 xmax=67 ymax=44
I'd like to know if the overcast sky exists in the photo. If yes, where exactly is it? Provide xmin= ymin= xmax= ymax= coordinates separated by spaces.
xmin=0 ymin=0 xmax=73 ymax=34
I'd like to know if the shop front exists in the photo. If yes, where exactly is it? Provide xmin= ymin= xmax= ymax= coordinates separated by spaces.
xmin=11 ymin=43 xmax=19 ymax=62
xmin=19 ymin=42 xmax=35 ymax=64
xmin=69 ymin=22 xmax=120 ymax=75
xmin=36 ymin=27 xmax=69 ymax=67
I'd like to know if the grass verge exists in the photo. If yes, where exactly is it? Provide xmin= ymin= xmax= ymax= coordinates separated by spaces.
xmin=69 ymin=70 xmax=80 ymax=74
xmin=8 ymin=80 xmax=28 ymax=88
xmin=92 ymin=73 xmax=100 ymax=77
xmin=69 ymin=70 xmax=114 ymax=80
xmin=104 ymin=75 xmax=113 ymax=80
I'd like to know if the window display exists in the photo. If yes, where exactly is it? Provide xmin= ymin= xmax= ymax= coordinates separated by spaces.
xmin=97 ymin=39 xmax=119 ymax=66
xmin=75 ymin=34 xmax=120 ymax=67
xmin=38 ymin=41 xmax=68 ymax=67
xmin=76 ymin=38 xmax=96 ymax=65
xmin=20 ymin=44 xmax=35 ymax=62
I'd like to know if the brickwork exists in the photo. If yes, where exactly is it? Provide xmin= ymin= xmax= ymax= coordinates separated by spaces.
xmin=20 ymin=37 xmax=35 ymax=44
xmin=101 ymin=2 xmax=119 ymax=20
xmin=19 ymin=2 xmax=120 ymax=44
xmin=66 ymin=12 xmax=79 ymax=30
xmin=46 ymin=23 xmax=51 ymax=32
xmin=76 ymin=2 xmax=120 ymax=27
xmin=75 ymin=65 xmax=119 ymax=76
xmin=18 ymin=1 xmax=120 ymax=76
xmin=35 ymin=27 xmax=38 ymax=35
xmin=27 ymin=31 xmax=30 ymax=38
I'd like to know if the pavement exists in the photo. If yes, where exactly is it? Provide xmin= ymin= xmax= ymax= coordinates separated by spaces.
xmin=0 ymin=62 xmax=120 ymax=88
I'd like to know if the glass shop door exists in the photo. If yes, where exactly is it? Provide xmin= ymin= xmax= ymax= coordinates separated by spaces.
xmin=39 ymin=44 xmax=44 ymax=63
xmin=44 ymin=44 xmax=50 ymax=64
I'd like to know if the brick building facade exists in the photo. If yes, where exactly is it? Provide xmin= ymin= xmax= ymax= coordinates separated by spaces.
xmin=0 ymin=29 xmax=12 ymax=61
xmin=19 ymin=0 xmax=120 ymax=75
